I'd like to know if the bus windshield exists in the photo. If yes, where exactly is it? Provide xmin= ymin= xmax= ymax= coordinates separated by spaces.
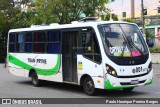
xmin=98 ymin=23 xmax=148 ymax=57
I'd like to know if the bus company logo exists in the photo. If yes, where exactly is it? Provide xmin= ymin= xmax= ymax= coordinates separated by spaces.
xmin=2 ymin=99 xmax=11 ymax=104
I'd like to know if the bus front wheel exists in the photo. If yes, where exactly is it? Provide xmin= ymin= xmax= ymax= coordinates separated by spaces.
xmin=83 ymin=77 xmax=96 ymax=96
xmin=31 ymin=72 xmax=41 ymax=87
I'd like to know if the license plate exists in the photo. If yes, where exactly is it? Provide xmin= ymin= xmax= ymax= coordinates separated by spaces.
xmin=131 ymin=80 xmax=139 ymax=84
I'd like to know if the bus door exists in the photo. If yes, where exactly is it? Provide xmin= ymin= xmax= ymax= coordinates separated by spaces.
xmin=62 ymin=30 xmax=78 ymax=83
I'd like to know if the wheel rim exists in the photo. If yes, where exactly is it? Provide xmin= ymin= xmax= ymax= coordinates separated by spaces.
xmin=85 ymin=80 xmax=93 ymax=91
xmin=32 ymin=74 xmax=38 ymax=85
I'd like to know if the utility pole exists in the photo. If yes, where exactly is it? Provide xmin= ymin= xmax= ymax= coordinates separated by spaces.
xmin=141 ymin=0 xmax=146 ymax=39
xmin=131 ymin=0 xmax=135 ymax=19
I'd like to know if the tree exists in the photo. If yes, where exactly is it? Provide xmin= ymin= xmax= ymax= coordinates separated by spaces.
xmin=101 ymin=13 xmax=110 ymax=21
xmin=29 ymin=0 xmax=108 ymax=24
xmin=0 ymin=0 xmax=14 ymax=62
xmin=0 ymin=0 xmax=14 ymax=10
xmin=112 ymin=14 xmax=118 ymax=21
xmin=0 ymin=0 xmax=31 ymax=62
xmin=145 ymin=29 xmax=155 ymax=47
xmin=124 ymin=18 xmax=136 ymax=23
xmin=27 ymin=0 xmax=57 ymax=25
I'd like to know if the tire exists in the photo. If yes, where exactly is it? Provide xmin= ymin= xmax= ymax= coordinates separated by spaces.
xmin=122 ymin=87 xmax=134 ymax=92
xmin=31 ymin=72 xmax=41 ymax=87
xmin=83 ymin=77 xmax=96 ymax=96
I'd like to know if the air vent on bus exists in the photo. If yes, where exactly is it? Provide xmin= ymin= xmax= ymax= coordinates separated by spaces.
xmin=78 ymin=17 xmax=99 ymax=22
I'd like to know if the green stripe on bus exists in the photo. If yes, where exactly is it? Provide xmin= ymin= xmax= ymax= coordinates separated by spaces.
xmin=144 ymin=80 xmax=152 ymax=86
xmin=8 ymin=54 xmax=60 ymax=76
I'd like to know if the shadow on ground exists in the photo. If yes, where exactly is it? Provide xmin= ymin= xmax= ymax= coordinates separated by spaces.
xmin=16 ymin=80 xmax=147 ymax=97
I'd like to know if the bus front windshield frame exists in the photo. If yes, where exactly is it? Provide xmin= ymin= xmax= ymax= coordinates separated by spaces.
xmin=98 ymin=23 xmax=148 ymax=57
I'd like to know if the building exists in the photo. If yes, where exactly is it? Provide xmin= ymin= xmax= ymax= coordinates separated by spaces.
xmin=106 ymin=0 xmax=160 ymax=20
xmin=106 ymin=0 xmax=160 ymax=46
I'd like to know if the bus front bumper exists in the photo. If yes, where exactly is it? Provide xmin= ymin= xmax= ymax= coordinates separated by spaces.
xmin=105 ymin=70 xmax=153 ymax=90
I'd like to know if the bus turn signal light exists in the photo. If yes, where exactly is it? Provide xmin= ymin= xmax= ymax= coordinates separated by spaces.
xmin=97 ymin=80 xmax=100 ymax=83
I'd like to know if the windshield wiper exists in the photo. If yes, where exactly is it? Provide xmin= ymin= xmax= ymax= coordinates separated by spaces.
xmin=118 ymin=24 xmax=144 ymax=56
xmin=126 ymin=38 xmax=144 ymax=56
xmin=118 ymin=25 xmax=133 ymax=57
xmin=120 ymin=42 xmax=127 ymax=57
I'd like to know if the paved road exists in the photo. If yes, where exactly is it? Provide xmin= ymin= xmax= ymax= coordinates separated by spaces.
xmin=0 ymin=64 xmax=160 ymax=107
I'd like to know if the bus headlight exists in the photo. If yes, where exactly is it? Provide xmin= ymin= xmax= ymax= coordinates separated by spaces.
xmin=106 ymin=64 xmax=118 ymax=77
xmin=147 ymin=62 xmax=152 ymax=73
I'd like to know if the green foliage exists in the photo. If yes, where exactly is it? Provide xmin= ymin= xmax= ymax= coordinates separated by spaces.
xmin=27 ymin=0 xmax=57 ymax=25
xmin=145 ymin=30 xmax=150 ymax=40
xmin=124 ymin=18 xmax=136 ymax=23
xmin=0 ymin=0 xmax=30 ymax=62
xmin=149 ymin=45 xmax=160 ymax=53
xmin=101 ymin=13 xmax=110 ymax=21
xmin=145 ymin=29 xmax=155 ymax=41
xmin=29 ymin=0 xmax=108 ymax=24
xmin=101 ymin=13 xmax=118 ymax=21
xmin=112 ymin=14 xmax=118 ymax=21
xmin=0 ymin=0 xmax=13 ymax=10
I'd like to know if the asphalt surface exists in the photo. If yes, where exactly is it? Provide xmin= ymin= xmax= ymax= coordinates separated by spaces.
xmin=0 ymin=64 xmax=160 ymax=107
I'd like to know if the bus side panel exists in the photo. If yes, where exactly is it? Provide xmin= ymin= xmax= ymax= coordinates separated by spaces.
xmin=8 ymin=53 xmax=61 ymax=81
xmin=43 ymin=56 xmax=63 ymax=82
xmin=77 ymin=55 xmax=105 ymax=89
xmin=43 ymin=73 xmax=63 ymax=82
xmin=8 ymin=62 xmax=25 ymax=77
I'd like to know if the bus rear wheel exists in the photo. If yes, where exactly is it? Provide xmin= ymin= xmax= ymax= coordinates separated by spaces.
xmin=83 ymin=77 xmax=96 ymax=96
xmin=31 ymin=72 xmax=41 ymax=87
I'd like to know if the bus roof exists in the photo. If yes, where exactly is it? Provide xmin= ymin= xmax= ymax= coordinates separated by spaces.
xmin=9 ymin=21 xmax=136 ymax=33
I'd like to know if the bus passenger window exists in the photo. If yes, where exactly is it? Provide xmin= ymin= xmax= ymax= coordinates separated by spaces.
xmin=82 ymin=33 xmax=92 ymax=53
xmin=47 ymin=31 xmax=60 ymax=53
xmin=9 ymin=33 xmax=16 ymax=52
xmin=16 ymin=33 xmax=25 ymax=52
xmin=33 ymin=31 xmax=46 ymax=53
xmin=81 ymin=31 xmax=101 ymax=63
xmin=9 ymin=33 xmax=16 ymax=43
xmin=25 ymin=43 xmax=32 ymax=52
xmin=9 ymin=44 xmax=15 ymax=52
xmin=25 ymin=32 xmax=33 ymax=53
